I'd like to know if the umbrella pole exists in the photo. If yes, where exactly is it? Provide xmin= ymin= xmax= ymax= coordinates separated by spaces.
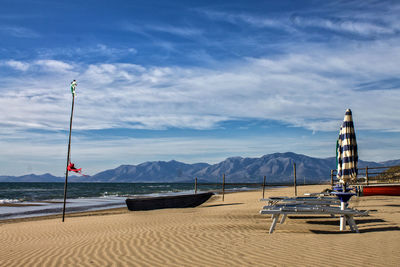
xmin=340 ymin=201 xmax=347 ymax=231
xmin=62 ymin=92 xmax=75 ymax=222
xmin=340 ymin=182 xmax=347 ymax=231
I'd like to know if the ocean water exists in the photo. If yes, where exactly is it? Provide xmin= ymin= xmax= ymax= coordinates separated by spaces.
xmin=0 ymin=182 xmax=259 ymax=220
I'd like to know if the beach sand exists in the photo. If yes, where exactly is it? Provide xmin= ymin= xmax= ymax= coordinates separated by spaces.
xmin=1 ymin=184 xmax=399 ymax=266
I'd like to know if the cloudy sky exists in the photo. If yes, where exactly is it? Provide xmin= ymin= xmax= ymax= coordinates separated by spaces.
xmin=1 ymin=0 xmax=400 ymax=176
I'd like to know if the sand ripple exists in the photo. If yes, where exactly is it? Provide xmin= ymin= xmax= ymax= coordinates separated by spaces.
xmin=1 ymin=186 xmax=400 ymax=266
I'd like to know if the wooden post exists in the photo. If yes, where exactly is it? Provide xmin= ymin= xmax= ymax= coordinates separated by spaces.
xmin=62 ymin=82 xmax=76 ymax=222
xmin=366 ymin=166 xmax=369 ymax=185
xmin=262 ymin=175 xmax=266 ymax=199
xmin=222 ymin=173 xmax=225 ymax=201
xmin=293 ymin=163 xmax=297 ymax=196
xmin=194 ymin=177 xmax=198 ymax=194
xmin=330 ymin=169 xmax=334 ymax=188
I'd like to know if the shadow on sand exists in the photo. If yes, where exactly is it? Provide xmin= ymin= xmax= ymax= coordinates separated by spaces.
xmin=305 ymin=218 xmax=386 ymax=226
xmin=203 ymin=203 xmax=244 ymax=208
xmin=310 ymin=226 xmax=400 ymax=234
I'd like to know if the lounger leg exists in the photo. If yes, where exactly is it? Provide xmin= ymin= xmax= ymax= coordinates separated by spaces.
xmin=280 ymin=214 xmax=287 ymax=224
xmin=346 ymin=215 xmax=355 ymax=232
xmin=269 ymin=214 xmax=280 ymax=234
xmin=347 ymin=216 xmax=359 ymax=233
xmin=340 ymin=202 xmax=346 ymax=231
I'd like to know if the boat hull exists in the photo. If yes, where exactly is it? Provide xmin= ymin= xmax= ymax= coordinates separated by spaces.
xmin=360 ymin=185 xmax=400 ymax=196
xmin=125 ymin=192 xmax=214 ymax=211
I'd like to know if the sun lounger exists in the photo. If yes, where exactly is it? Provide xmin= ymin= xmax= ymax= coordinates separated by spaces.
xmin=303 ymin=192 xmax=331 ymax=197
xmin=262 ymin=202 xmax=339 ymax=210
xmin=261 ymin=196 xmax=340 ymax=207
xmin=260 ymin=205 xmax=368 ymax=234
xmin=260 ymin=196 xmax=339 ymax=202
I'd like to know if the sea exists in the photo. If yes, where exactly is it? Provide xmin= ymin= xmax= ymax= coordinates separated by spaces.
xmin=0 ymin=182 xmax=259 ymax=220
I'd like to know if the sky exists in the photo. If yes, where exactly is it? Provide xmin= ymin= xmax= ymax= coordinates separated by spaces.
xmin=1 ymin=0 xmax=400 ymax=176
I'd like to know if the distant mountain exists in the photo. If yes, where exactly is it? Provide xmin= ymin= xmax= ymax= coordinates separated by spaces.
xmin=91 ymin=160 xmax=210 ymax=183
xmin=1 ymin=152 xmax=400 ymax=183
xmin=195 ymin=152 xmax=335 ymax=183
xmin=378 ymin=159 xmax=400 ymax=167
xmin=0 ymin=173 xmax=63 ymax=183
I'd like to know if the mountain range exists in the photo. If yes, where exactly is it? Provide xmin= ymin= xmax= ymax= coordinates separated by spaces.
xmin=1 ymin=152 xmax=399 ymax=183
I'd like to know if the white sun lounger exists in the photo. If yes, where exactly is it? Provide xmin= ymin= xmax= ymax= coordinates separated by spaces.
xmin=260 ymin=196 xmax=339 ymax=202
xmin=260 ymin=206 xmax=368 ymax=234
xmin=261 ymin=196 xmax=340 ymax=207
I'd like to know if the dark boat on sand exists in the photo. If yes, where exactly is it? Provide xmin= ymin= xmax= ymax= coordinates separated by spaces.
xmin=125 ymin=192 xmax=214 ymax=211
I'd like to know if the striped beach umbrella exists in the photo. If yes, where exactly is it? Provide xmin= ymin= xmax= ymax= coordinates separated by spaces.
xmin=337 ymin=109 xmax=358 ymax=184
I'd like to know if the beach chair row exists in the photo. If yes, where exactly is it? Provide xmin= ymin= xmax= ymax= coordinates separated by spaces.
xmin=259 ymin=196 xmax=368 ymax=234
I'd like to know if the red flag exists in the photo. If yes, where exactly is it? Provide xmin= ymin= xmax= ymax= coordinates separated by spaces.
xmin=67 ymin=162 xmax=88 ymax=177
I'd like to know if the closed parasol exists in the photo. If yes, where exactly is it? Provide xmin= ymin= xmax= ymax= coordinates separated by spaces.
xmin=337 ymin=109 xmax=358 ymax=184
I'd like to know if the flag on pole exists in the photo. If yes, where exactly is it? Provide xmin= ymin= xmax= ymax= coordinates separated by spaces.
xmin=67 ymin=162 xmax=89 ymax=177
xmin=70 ymin=80 xmax=77 ymax=96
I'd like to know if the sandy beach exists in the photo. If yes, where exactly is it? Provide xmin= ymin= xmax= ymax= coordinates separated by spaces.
xmin=1 ymin=184 xmax=399 ymax=267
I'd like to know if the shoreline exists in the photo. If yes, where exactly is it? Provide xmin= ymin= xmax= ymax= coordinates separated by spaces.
xmin=0 ymin=185 xmax=266 ymax=221
xmin=0 ymin=189 xmax=252 ymax=223
xmin=0 ymin=196 xmax=126 ymax=221
xmin=0 ymin=183 xmax=307 ymax=222
xmin=0 ymin=207 xmax=128 ymax=225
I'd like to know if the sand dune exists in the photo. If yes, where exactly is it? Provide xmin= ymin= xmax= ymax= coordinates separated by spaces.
xmin=0 ymin=185 xmax=399 ymax=266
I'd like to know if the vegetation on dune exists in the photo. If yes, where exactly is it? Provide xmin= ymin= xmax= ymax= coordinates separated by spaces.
xmin=373 ymin=165 xmax=400 ymax=183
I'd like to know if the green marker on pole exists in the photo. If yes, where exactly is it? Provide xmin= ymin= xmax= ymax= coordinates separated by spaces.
xmin=70 ymin=80 xmax=77 ymax=96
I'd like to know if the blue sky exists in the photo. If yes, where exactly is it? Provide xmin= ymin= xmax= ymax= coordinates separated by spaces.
xmin=1 ymin=0 xmax=400 ymax=176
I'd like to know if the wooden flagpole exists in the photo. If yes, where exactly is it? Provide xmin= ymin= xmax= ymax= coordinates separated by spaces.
xmin=293 ymin=162 xmax=297 ymax=196
xmin=262 ymin=175 xmax=266 ymax=199
xmin=62 ymin=81 xmax=76 ymax=222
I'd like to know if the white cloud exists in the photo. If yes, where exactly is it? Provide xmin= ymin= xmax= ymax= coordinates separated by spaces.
xmin=3 ymin=60 xmax=30 ymax=71
xmin=200 ymin=10 xmax=286 ymax=30
xmin=94 ymin=44 xmax=138 ymax=56
xmin=200 ymin=4 xmax=400 ymax=38
xmin=1 ymin=38 xmax=400 ymax=136
xmin=0 ymin=25 xmax=40 ymax=38
xmin=2 ymin=2 xmax=400 ymax=176
xmin=291 ymin=16 xmax=395 ymax=36
xmin=35 ymin=59 xmax=73 ymax=72
xmin=35 ymin=45 xmax=138 ymax=60
xmin=147 ymin=25 xmax=203 ymax=37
